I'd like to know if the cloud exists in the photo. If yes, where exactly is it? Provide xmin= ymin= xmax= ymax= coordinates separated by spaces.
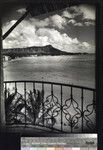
xmin=24 ymin=14 xmax=67 ymax=29
xmin=62 ymin=10 xmax=73 ymax=19
xmin=83 ymin=42 xmax=90 ymax=47
xmin=29 ymin=14 xmax=67 ymax=29
xmin=68 ymin=18 xmax=94 ymax=26
xmin=3 ymin=20 xmax=95 ymax=53
xmin=84 ymin=21 xmax=95 ymax=26
xmin=69 ymin=5 xmax=95 ymax=20
xmin=68 ymin=19 xmax=76 ymax=24
xmin=3 ymin=20 xmax=38 ymax=48
xmin=50 ymin=14 xmax=67 ymax=29
xmin=37 ymin=28 xmax=64 ymax=44
xmin=79 ymin=5 xmax=95 ymax=20
xmin=74 ymin=22 xmax=83 ymax=26
xmin=3 ymin=20 xmax=17 ymax=35
xmin=30 ymin=18 xmax=50 ymax=28
xmin=16 ymin=8 xmax=26 ymax=14
xmin=68 ymin=19 xmax=83 ymax=26
xmin=62 ymin=5 xmax=95 ymax=26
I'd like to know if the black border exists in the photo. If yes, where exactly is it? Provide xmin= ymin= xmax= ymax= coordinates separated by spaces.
xmin=0 ymin=0 xmax=103 ymax=149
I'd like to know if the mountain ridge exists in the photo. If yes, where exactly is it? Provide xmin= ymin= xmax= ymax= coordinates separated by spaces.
xmin=3 ymin=45 xmax=89 ymax=58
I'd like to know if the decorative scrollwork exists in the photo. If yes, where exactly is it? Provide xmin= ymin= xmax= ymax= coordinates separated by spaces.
xmin=83 ymin=103 xmax=96 ymax=130
xmin=63 ymin=96 xmax=81 ymax=131
xmin=39 ymin=93 xmax=61 ymax=127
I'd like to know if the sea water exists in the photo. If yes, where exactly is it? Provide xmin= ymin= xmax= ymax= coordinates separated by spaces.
xmin=3 ymin=54 xmax=95 ymax=88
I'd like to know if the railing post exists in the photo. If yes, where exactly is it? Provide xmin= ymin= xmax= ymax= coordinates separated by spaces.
xmin=81 ymin=88 xmax=84 ymax=132
xmin=4 ymin=83 xmax=7 ymax=101
xmin=15 ymin=82 xmax=17 ymax=93
xmin=70 ymin=86 xmax=73 ymax=100
xmin=70 ymin=86 xmax=73 ymax=133
xmin=33 ymin=82 xmax=36 ymax=124
xmin=51 ymin=84 xmax=53 ymax=129
xmin=61 ymin=85 xmax=63 ymax=132
xmin=4 ymin=83 xmax=7 ymax=124
xmin=24 ymin=82 xmax=27 ymax=126
xmin=14 ymin=82 xmax=17 ymax=121
xmin=42 ymin=83 xmax=44 ymax=126
xmin=93 ymin=91 xmax=96 ymax=111
xmin=51 ymin=84 xmax=53 ymax=98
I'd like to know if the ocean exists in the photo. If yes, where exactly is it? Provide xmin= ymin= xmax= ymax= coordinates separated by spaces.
xmin=3 ymin=54 xmax=95 ymax=88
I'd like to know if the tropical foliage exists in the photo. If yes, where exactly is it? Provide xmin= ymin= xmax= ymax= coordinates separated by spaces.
xmin=5 ymin=89 xmax=44 ymax=125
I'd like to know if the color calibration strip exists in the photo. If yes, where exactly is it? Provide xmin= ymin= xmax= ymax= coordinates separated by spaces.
xmin=21 ymin=147 xmax=97 ymax=150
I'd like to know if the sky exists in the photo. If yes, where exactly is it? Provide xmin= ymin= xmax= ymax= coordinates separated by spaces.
xmin=2 ymin=4 xmax=95 ymax=53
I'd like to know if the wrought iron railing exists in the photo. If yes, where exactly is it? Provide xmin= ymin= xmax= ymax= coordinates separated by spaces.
xmin=4 ymin=80 xmax=96 ymax=133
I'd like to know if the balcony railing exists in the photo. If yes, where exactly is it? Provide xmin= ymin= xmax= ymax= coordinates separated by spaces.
xmin=4 ymin=80 xmax=96 ymax=133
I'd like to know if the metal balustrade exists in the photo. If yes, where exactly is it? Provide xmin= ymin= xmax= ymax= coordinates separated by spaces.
xmin=4 ymin=80 xmax=96 ymax=133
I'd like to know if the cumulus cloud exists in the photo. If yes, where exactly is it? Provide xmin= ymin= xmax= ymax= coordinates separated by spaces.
xmin=30 ymin=18 xmax=50 ymax=28
xmin=84 ymin=21 xmax=95 ymax=26
xmin=69 ymin=5 xmax=95 ymax=20
xmin=62 ymin=10 xmax=73 ymax=19
xmin=67 ymin=18 xmax=94 ymax=26
xmin=3 ymin=20 xmax=48 ymax=48
xmin=68 ymin=19 xmax=76 ymax=24
xmin=79 ymin=5 xmax=95 ymax=20
xmin=50 ymin=14 xmax=67 ymax=29
xmin=27 ymin=14 xmax=67 ymax=29
xmin=68 ymin=19 xmax=83 ymax=26
xmin=3 ymin=20 xmax=95 ymax=53
xmin=3 ymin=20 xmax=17 ymax=35
xmin=74 ymin=22 xmax=83 ymax=26
xmin=83 ymin=42 xmax=90 ymax=47
xmin=16 ymin=8 xmax=26 ymax=14
xmin=62 ymin=5 xmax=95 ymax=26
